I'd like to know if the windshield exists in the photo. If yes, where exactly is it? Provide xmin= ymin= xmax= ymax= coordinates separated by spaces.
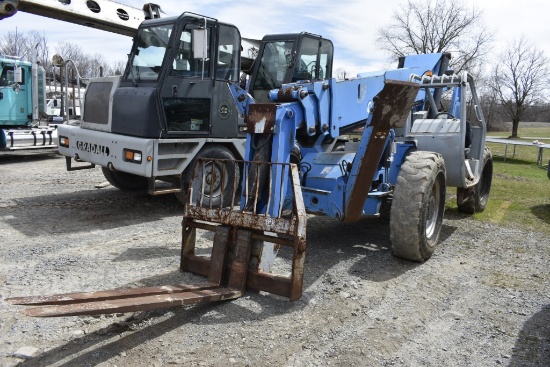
xmin=294 ymin=37 xmax=333 ymax=81
xmin=251 ymin=40 xmax=294 ymax=102
xmin=125 ymin=24 xmax=173 ymax=82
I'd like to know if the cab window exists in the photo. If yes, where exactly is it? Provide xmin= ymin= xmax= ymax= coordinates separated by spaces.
xmin=171 ymin=25 xmax=211 ymax=78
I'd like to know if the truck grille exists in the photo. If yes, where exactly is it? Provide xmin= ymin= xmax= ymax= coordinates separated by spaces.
xmin=83 ymin=81 xmax=113 ymax=125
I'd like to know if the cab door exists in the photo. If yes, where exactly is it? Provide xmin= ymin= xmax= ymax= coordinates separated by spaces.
xmin=0 ymin=65 xmax=31 ymax=125
xmin=159 ymin=22 xmax=214 ymax=136
xmin=159 ymin=20 xmax=243 ymax=139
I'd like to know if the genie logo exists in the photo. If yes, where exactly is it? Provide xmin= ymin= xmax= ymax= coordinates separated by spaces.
xmin=76 ymin=140 xmax=110 ymax=156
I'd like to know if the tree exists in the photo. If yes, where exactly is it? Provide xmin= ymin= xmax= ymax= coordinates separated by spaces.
xmin=106 ymin=60 xmax=127 ymax=76
xmin=0 ymin=30 xmax=50 ymax=68
xmin=334 ymin=67 xmax=349 ymax=80
xmin=54 ymin=42 xmax=114 ymax=79
xmin=376 ymin=0 xmax=492 ymax=73
xmin=489 ymin=37 xmax=550 ymax=138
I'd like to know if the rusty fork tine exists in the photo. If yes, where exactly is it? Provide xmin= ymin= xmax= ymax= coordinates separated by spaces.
xmin=244 ymin=161 xmax=249 ymax=212
xmin=266 ymin=162 xmax=272 ymax=216
xmin=253 ymin=162 xmax=260 ymax=215
xmin=199 ymin=159 xmax=206 ymax=207
xmin=277 ymin=164 xmax=286 ymax=217
xmin=232 ymin=160 xmax=238 ymax=208
xmin=219 ymin=160 xmax=225 ymax=209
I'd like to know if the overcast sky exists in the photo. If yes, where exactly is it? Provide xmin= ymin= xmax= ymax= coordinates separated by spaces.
xmin=1 ymin=0 xmax=549 ymax=75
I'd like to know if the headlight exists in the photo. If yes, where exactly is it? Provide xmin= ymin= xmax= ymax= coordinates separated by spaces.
xmin=59 ymin=136 xmax=69 ymax=147
xmin=123 ymin=148 xmax=142 ymax=164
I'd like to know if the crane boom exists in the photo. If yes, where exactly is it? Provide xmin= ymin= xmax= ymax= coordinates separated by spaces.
xmin=0 ymin=0 xmax=161 ymax=37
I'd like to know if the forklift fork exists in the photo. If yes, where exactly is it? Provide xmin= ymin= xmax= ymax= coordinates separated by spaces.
xmin=6 ymin=163 xmax=307 ymax=317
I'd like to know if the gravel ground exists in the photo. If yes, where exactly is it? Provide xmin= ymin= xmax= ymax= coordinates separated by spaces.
xmin=0 ymin=150 xmax=549 ymax=367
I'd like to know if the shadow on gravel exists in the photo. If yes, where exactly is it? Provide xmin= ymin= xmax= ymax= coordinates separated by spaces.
xmin=112 ymin=247 xmax=180 ymax=262
xmin=300 ymin=216 xmax=457 ymax=285
xmin=3 ymin=190 xmax=181 ymax=236
xmin=0 ymin=150 xmax=61 ymax=163
xmin=531 ymin=204 xmax=550 ymax=224
xmin=508 ymin=305 xmax=550 ymax=367
xmin=20 ymin=271 xmax=296 ymax=367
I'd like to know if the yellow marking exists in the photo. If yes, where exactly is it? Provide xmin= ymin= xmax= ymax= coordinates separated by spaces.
xmin=493 ymin=201 xmax=511 ymax=223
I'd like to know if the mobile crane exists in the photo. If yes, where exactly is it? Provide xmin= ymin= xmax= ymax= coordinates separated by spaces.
xmin=7 ymin=19 xmax=493 ymax=315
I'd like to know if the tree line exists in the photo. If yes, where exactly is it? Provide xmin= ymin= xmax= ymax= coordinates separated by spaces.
xmin=3 ymin=1 xmax=549 ymax=138
xmin=0 ymin=30 xmax=126 ymax=80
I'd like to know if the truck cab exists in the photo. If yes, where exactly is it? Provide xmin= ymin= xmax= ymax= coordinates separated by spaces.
xmin=0 ymin=56 xmax=55 ymax=151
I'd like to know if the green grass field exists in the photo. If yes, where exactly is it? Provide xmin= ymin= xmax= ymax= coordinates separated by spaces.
xmin=445 ymin=125 xmax=550 ymax=234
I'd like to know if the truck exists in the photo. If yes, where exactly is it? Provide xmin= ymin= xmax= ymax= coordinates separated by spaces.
xmin=0 ymin=52 xmax=87 ymax=150
xmin=7 ymin=14 xmax=494 ymax=316
xmin=0 ymin=0 xmax=162 ymax=151
xmin=0 ymin=53 xmax=56 ymax=150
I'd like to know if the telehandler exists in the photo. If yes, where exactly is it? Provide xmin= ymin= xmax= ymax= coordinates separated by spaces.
xmin=7 ymin=15 xmax=492 ymax=316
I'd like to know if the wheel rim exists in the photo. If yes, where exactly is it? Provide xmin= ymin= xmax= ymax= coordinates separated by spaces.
xmin=426 ymin=178 xmax=441 ymax=239
xmin=202 ymin=161 xmax=226 ymax=197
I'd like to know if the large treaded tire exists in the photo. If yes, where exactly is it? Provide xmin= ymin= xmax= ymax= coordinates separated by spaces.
xmin=457 ymin=148 xmax=493 ymax=214
xmin=390 ymin=151 xmax=446 ymax=262
xmin=101 ymin=167 xmax=148 ymax=191
xmin=176 ymin=145 xmax=239 ymax=207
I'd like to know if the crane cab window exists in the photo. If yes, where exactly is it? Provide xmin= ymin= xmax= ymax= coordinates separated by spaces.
xmin=216 ymin=25 xmax=240 ymax=81
xmin=171 ymin=25 xmax=211 ymax=78
xmin=126 ymin=24 xmax=172 ymax=82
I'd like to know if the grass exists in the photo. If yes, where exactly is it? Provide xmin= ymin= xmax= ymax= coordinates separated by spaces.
xmin=445 ymin=126 xmax=550 ymax=234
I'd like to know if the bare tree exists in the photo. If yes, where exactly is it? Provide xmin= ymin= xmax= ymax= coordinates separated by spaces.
xmin=334 ymin=67 xmax=349 ymax=80
xmin=54 ymin=42 xmax=112 ymax=79
xmin=376 ymin=0 xmax=492 ymax=73
xmin=0 ymin=30 xmax=49 ymax=67
xmin=105 ymin=60 xmax=127 ymax=76
xmin=55 ymin=41 xmax=87 ymax=76
xmin=489 ymin=37 xmax=549 ymax=138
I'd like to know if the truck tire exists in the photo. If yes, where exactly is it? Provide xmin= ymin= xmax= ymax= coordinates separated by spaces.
xmin=101 ymin=167 xmax=148 ymax=191
xmin=457 ymin=148 xmax=493 ymax=214
xmin=390 ymin=151 xmax=446 ymax=262
xmin=178 ymin=145 xmax=239 ymax=208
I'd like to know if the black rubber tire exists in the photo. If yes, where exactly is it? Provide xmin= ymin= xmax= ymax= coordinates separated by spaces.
xmin=177 ymin=145 xmax=239 ymax=208
xmin=390 ymin=151 xmax=446 ymax=261
xmin=457 ymin=148 xmax=493 ymax=214
xmin=101 ymin=167 xmax=148 ymax=191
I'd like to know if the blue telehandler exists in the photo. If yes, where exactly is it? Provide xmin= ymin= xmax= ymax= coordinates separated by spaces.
xmin=7 ymin=29 xmax=492 ymax=316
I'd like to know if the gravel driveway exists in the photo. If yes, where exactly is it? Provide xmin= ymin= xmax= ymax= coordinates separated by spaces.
xmin=0 ymin=151 xmax=549 ymax=367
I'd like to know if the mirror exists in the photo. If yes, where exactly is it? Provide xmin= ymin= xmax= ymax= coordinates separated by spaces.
xmin=192 ymin=29 xmax=207 ymax=59
xmin=13 ymin=66 xmax=22 ymax=83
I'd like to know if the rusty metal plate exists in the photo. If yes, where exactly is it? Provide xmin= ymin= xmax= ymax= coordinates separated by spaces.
xmin=246 ymin=103 xmax=277 ymax=134
xmin=344 ymin=80 xmax=420 ymax=222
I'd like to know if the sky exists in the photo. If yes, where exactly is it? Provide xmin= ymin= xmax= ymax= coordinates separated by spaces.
xmin=1 ymin=0 xmax=549 ymax=76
